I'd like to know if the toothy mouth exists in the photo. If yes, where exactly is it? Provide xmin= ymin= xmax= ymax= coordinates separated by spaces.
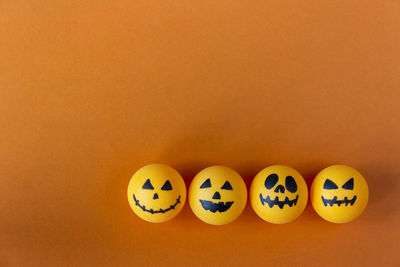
xmin=133 ymin=194 xmax=181 ymax=214
xmin=259 ymin=194 xmax=299 ymax=209
xmin=199 ymin=200 xmax=234 ymax=213
xmin=321 ymin=196 xmax=357 ymax=207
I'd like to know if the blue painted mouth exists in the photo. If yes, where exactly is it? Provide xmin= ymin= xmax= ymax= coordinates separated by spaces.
xmin=133 ymin=194 xmax=181 ymax=214
xmin=199 ymin=200 xmax=234 ymax=213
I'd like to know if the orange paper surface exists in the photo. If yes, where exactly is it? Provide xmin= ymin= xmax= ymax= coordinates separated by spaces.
xmin=1 ymin=1 xmax=399 ymax=266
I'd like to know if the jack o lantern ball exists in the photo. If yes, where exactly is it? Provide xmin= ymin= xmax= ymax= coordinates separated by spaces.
xmin=189 ymin=166 xmax=247 ymax=225
xmin=311 ymin=165 xmax=368 ymax=223
xmin=250 ymin=165 xmax=308 ymax=224
xmin=127 ymin=164 xmax=186 ymax=223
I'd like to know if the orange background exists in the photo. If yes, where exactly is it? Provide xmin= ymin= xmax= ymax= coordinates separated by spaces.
xmin=1 ymin=1 xmax=400 ymax=266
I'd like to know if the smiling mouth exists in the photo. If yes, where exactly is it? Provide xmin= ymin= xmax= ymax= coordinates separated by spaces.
xmin=321 ymin=196 xmax=357 ymax=207
xmin=199 ymin=200 xmax=234 ymax=213
xmin=259 ymin=194 xmax=299 ymax=209
xmin=133 ymin=194 xmax=181 ymax=214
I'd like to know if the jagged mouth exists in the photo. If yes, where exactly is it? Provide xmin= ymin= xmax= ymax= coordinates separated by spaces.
xmin=259 ymin=194 xmax=299 ymax=209
xmin=199 ymin=200 xmax=234 ymax=213
xmin=321 ymin=195 xmax=357 ymax=207
xmin=133 ymin=194 xmax=181 ymax=214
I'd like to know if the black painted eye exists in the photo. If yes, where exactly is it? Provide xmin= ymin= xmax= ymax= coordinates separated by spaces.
xmin=221 ymin=181 xmax=233 ymax=190
xmin=323 ymin=179 xmax=338 ymax=189
xmin=200 ymin=178 xmax=211 ymax=189
xmin=161 ymin=180 xmax=172 ymax=191
xmin=342 ymin=178 xmax=354 ymax=190
xmin=142 ymin=179 xmax=154 ymax=190
xmin=265 ymin=173 xmax=279 ymax=189
xmin=285 ymin=176 xmax=297 ymax=193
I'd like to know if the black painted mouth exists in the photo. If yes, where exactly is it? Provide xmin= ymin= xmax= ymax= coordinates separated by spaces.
xmin=133 ymin=194 xmax=181 ymax=214
xmin=321 ymin=195 xmax=357 ymax=207
xmin=259 ymin=194 xmax=299 ymax=209
xmin=199 ymin=200 xmax=234 ymax=213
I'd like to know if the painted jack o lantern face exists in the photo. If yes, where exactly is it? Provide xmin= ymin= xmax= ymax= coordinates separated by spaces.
xmin=189 ymin=166 xmax=247 ymax=225
xmin=250 ymin=165 xmax=308 ymax=224
xmin=127 ymin=164 xmax=186 ymax=223
xmin=311 ymin=165 xmax=368 ymax=223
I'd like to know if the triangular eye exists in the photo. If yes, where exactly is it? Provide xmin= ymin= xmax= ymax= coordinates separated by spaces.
xmin=142 ymin=179 xmax=154 ymax=190
xmin=200 ymin=178 xmax=211 ymax=189
xmin=221 ymin=181 xmax=233 ymax=190
xmin=161 ymin=180 xmax=172 ymax=191
xmin=323 ymin=179 xmax=338 ymax=190
xmin=342 ymin=178 xmax=354 ymax=190
xmin=265 ymin=173 xmax=279 ymax=189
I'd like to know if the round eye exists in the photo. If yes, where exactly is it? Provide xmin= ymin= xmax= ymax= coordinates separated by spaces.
xmin=264 ymin=173 xmax=278 ymax=189
xmin=142 ymin=179 xmax=154 ymax=190
xmin=161 ymin=180 xmax=172 ymax=190
xmin=200 ymin=178 xmax=211 ymax=189
xmin=285 ymin=176 xmax=297 ymax=193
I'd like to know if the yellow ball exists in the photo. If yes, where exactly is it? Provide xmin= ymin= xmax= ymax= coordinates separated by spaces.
xmin=250 ymin=165 xmax=308 ymax=224
xmin=127 ymin=164 xmax=186 ymax=223
xmin=311 ymin=165 xmax=369 ymax=223
xmin=189 ymin=166 xmax=247 ymax=225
